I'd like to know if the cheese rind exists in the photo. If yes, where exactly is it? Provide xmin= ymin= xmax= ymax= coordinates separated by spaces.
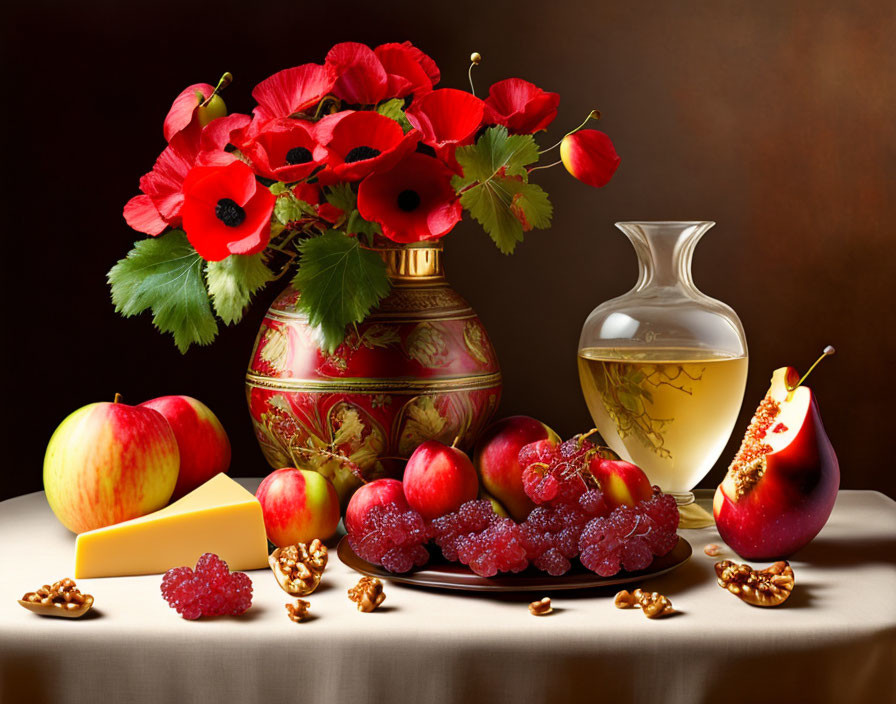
xmin=75 ymin=474 xmax=269 ymax=578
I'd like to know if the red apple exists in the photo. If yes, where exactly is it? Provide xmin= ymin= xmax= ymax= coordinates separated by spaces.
xmin=403 ymin=440 xmax=479 ymax=521
xmin=713 ymin=349 xmax=840 ymax=559
xmin=474 ymin=416 xmax=560 ymax=521
xmin=43 ymin=396 xmax=179 ymax=533
xmin=590 ymin=459 xmax=653 ymax=509
xmin=344 ymin=478 xmax=409 ymax=536
xmin=139 ymin=395 xmax=231 ymax=501
xmin=255 ymin=468 xmax=341 ymax=547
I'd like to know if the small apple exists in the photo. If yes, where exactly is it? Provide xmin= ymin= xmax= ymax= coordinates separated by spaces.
xmin=255 ymin=468 xmax=340 ymax=547
xmin=344 ymin=478 xmax=409 ymax=536
xmin=403 ymin=440 xmax=479 ymax=521
xmin=139 ymin=395 xmax=231 ymax=501
xmin=713 ymin=347 xmax=840 ymax=559
xmin=474 ymin=416 xmax=560 ymax=521
xmin=43 ymin=394 xmax=179 ymax=533
xmin=589 ymin=459 xmax=653 ymax=509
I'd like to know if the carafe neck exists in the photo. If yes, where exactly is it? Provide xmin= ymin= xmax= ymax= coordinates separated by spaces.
xmin=616 ymin=221 xmax=714 ymax=293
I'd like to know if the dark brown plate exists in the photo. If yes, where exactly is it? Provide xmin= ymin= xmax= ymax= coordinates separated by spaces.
xmin=337 ymin=535 xmax=692 ymax=592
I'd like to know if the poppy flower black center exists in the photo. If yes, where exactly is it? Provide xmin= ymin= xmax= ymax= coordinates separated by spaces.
xmin=215 ymin=198 xmax=246 ymax=227
xmin=344 ymin=145 xmax=381 ymax=163
xmin=285 ymin=146 xmax=313 ymax=165
xmin=396 ymin=189 xmax=421 ymax=212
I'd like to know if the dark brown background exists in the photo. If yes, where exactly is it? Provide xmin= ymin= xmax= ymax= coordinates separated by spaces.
xmin=2 ymin=0 xmax=894 ymax=501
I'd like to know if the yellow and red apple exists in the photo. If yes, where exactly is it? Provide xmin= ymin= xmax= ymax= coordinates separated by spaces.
xmin=403 ymin=440 xmax=479 ymax=521
xmin=474 ymin=416 xmax=559 ymax=520
xmin=255 ymin=467 xmax=340 ymax=547
xmin=139 ymin=395 xmax=231 ymax=501
xmin=43 ymin=397 xmax=179 ymax=533
xmin=713 ymin=350 xmax=840 ymax=559
xmin=589 ymin=458 xmax=653 ymax=509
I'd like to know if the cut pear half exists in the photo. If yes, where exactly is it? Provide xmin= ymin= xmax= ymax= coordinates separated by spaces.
xmin=721 ymin=367 xmax=811 ymax=501
xmin=765 ymin=368 xmax=811 ymax=452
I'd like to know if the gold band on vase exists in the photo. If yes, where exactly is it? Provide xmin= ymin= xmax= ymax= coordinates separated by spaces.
xmin=245 ymin=371 xmax=503 ymax=394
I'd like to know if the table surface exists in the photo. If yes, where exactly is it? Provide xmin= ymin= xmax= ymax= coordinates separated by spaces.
xmin=1 ymin=482 xmax=895 ymax=704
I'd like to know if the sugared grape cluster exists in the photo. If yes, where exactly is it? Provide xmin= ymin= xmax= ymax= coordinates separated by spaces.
xmin=346 ymin=502 xmax=431 ymax=573
xmin=430 ymin=500 xmax=528 ymax=577
xmin=346 ymin=433 xmax=679 ymax=578
xmin=579 ymin=490 xmax=679 ymax=575
xmin=160 ymin=553 xmax=253 ymax=620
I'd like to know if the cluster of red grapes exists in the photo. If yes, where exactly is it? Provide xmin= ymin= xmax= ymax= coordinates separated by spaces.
xmin=161 ymin=553 xmax=253 ymax=620
xmin=346 ymin=502 xmax=431 ymax=574
xmin=346 ymin=433 xmax=679 ymax=578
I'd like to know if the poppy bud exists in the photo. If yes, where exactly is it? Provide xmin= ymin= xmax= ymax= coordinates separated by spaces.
xmin=559 ymin=129 xmax=620 ymax=188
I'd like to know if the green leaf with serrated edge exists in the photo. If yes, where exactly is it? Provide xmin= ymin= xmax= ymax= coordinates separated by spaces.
xmin=205 ymin=253 xmax=274 ymax=325
xmin=510 ymin=179 xmax=553 ymax=230
xmin=346 ymin=209 xmax=382 ymax=237
xmin=108 ymin=230 xmax=217 ymax=353
xmin=291 ymin=230 xmax=391 ymax=353
xmin=460 ymin=177 xmax=552 ymax=254
xmin=324 ymin=183 xmax=357 ymax=212
xmin=453 ymin=126 xmax=540 ymax=189
xmin=274 ymin=194 xmax=315 ymax=225
xmin=376 ymin=98 xmax=413 ymax=132
xmin=269 ymin=182 xmax=289 ymax=196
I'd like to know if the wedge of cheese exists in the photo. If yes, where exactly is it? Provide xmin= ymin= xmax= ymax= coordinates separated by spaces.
xmin=75 ymin=474 xmax=269 ymax=578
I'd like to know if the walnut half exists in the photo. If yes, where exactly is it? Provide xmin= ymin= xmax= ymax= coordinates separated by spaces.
xmin=348 ymin=576 xmax=386 ymax=612
xmin=285 ymin=599 xmax=311 ymax=623
xmin=714 ymin=560 xmax=795 ymax=607
xmin=269 ymin=540 xmax=328 ymax=596
xmin=614 ymin=589 xmax=675 ymax=619
xmin=528 ymin=597 xmax=553 ymax=616
xmin=19 ymin=578 xmax=94 ymax=618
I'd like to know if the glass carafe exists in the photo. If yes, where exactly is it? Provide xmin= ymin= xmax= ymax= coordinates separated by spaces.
xmin=577 ymin=222 xmax=748 ymax=524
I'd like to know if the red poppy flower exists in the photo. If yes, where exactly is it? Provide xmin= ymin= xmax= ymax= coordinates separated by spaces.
xmin=252 ymin=64 xmax=334 ymax=121
xmin=374 ymin=42 xmax=438 ymax=98
xmin=391 ymin=41 xmax=440 ymax=87
xmin=181 ymin=161 xmax=276 ymax=261
xmin=357 ymin=153 xmax=462 ymax=243
xmin=406 ymin=88 xmax=485 ymax=168
xmin=560 ymin=129 xmax=620 ymax=188
xmin=163 ymin=83 xmax=215 ymax=142
xmin=326 ymin=42 xmax=389 ymax=105
xmin=237 ymin=118 xmax=322 ymax=182
xmin=485 ymin=78 xmax=560 ymax=134
xmin=318 ymin=111 xmax=419 ymax=183
xmin=291 ymin=183 xmax=343 ymax=224
xmin=200 ymin=113 xmax=251 ymax=153
xmin=124 ymin=119 xmax=203 ymax=235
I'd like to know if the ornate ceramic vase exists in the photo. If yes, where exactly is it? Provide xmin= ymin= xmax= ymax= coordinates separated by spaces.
xmin=246 ymin=242 xmax=502 ymax=505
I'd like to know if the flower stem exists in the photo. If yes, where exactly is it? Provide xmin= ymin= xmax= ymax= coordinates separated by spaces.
xmin=539 ymin=109 xmax=601 ymax=154
xmin=528 ymin=159 xmax=563 ymax=173
xmin=200 ymin=72 xmax=232 ymax=107
xmin=468 ymin=51 xmax=482 ymax=96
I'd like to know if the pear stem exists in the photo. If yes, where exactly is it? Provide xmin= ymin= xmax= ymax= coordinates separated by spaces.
xmin=787 ymin=345 xmax=835 ymax=391
xmin=113 ymin=393 xmax=122 ymax=404
xmin=200 ymin=72 xmax=233 ymax=108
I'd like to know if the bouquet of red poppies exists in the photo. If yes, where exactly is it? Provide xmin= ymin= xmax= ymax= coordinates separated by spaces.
xmin=109 ymin=42 xmax=620 ymax=353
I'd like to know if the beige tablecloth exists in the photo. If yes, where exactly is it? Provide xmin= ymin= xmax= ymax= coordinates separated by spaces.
xmin=1 ymin=483 xmax=894 ymax=704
